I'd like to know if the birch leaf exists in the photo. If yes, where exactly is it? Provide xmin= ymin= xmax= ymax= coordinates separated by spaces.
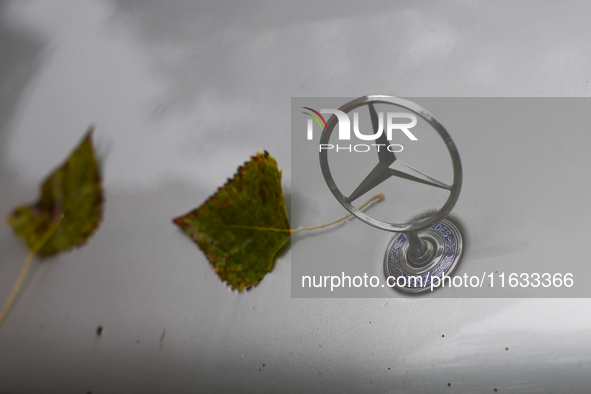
xmin=173 ymin=152 xmax=290 ymax=291
xmin=6 ymin=128 xmax=104 ymax=256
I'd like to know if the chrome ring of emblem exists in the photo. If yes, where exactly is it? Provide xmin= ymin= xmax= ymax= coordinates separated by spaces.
xmin=318 ymin=95 xmax=462 ymax=233
xmin=383 ymin=217 xmax=464 ymax=293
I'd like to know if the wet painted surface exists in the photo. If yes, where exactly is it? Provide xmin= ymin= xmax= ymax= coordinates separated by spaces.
xmin=2 ymin=1 xmax=591 ymax=392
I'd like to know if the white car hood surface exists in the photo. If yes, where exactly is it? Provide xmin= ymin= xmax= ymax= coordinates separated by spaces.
xmin=1 ymin=1 xmax=591 ymax=392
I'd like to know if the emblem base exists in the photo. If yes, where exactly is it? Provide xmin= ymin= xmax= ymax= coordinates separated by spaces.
xmin=384 ymin=218 xmax=464 ymax=293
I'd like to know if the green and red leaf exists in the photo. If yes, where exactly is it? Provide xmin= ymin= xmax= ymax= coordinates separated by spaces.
xmin=173 ymin=152 xmax=290 ymax=291
xmin=6 ymin=128 xmax=104 ymax=256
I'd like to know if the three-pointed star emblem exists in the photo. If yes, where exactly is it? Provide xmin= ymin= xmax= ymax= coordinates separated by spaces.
xmin=346 ymin=103 xmax=451 ymax=204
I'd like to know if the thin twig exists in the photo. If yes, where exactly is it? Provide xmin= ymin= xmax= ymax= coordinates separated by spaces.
xmin=291 ymin=193 xmax=384 ymax=233
xmin=0 ymin=218 xmax=61 ymax=328
xmin=211 ymin=193 xmax=384 ymax=233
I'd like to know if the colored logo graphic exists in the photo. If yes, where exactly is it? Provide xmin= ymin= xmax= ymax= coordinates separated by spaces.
xmin=302 ymin=106 xmax=418 ymax=142
xmin=302 ymin=107 xmax=327 ymax=140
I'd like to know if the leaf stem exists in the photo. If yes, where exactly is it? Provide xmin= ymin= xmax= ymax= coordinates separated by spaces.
xmin=291 ymin=193 xmax=384 ymax=233
xmin=0 ymin=219 xmax=61 ymax=328
xmin=212 ymin=193 xmax=384 ymax=233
